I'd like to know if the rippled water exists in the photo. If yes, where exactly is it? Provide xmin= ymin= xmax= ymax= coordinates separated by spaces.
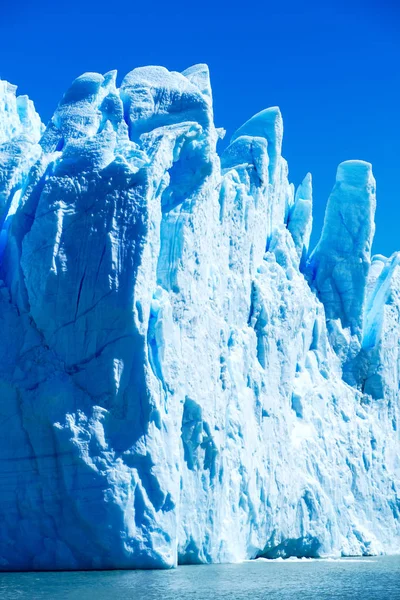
xmin=1 ymin=556 xmax=400 ymax=600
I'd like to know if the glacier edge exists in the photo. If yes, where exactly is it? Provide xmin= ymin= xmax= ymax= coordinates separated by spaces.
xmin=0 ymin=65 xmax=398 ymax=570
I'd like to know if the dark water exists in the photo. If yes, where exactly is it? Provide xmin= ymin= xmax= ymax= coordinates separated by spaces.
xmin=1 ymin=557 xmax=399 ymax=600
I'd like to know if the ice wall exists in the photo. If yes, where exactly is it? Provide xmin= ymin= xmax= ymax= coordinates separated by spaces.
xmin=0 ymin=66 xmax=398 ymax=570
xmin=0 ymin=81 xmax=43 ymax=258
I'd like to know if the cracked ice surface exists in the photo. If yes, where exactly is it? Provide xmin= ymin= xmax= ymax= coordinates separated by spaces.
xmin=0 ymin=65 xmax=398 ymax=570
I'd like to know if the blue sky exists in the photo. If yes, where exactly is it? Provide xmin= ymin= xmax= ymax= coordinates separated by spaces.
xmin=1 ymin=0 xmax=399 ymax=255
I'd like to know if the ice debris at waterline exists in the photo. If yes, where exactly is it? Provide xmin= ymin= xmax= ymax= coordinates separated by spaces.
xmin=0 ymin=65 xmax=399 ymax=571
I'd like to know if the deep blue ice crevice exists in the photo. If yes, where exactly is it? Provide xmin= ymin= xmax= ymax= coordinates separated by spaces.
xmin=363 ymin=252 xmax=400 ymax=350
xmin=0 ymin=80 xmax=43 ymax=263
xmin=181 ymin=398 xmax=217 ymax=478
xmin=358 ymin=252 xmax=400 ymax=399
xmin=287 ymin=172 xmax=312 ymax=270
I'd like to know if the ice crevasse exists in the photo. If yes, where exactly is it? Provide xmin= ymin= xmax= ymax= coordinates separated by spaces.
xmin=0 ymin=64 xmax=399 ymax=570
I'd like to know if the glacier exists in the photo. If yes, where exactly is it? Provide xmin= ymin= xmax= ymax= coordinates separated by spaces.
xmin=0 ymin=64 xmax=399 ymax=570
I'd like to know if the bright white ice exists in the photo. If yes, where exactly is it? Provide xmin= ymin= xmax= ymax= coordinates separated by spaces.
xmin=0 ymin=65 xmax=398 ymax=570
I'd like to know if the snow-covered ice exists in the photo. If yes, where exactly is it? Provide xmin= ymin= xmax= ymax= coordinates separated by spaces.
xmin=0 ymin=65 xmax=398 ymax=570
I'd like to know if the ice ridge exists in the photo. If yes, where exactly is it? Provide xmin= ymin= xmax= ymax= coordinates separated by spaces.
xmin=0 ymin=65 xmax=398 ymax=570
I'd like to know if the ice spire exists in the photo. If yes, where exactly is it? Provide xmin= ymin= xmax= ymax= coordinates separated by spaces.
xmin=308 ymin=160 xmax=376 ymax=339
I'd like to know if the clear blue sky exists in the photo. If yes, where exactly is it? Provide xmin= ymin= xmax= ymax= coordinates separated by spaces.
xmin=1 ymin=0 xmax=399 ymax=255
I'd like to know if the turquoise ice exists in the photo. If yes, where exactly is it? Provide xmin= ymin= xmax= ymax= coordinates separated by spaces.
xmin=0 ymin=66 xmax=398 ymax=570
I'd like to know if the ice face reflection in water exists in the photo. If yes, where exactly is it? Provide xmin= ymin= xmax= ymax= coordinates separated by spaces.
xmin=1 ymin=556 xmax=399 ymax=600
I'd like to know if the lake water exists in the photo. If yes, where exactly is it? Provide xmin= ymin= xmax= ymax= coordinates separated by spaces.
xmin=1 ymin=556 xmax=399 ymax=600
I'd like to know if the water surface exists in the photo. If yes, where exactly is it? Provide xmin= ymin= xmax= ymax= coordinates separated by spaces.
xmin=1 ymin=556 xmax=399 ymax=600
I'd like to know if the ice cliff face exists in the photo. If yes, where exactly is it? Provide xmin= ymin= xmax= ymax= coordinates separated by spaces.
xmin=0 ymin=66 xmax=399 ymax=570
